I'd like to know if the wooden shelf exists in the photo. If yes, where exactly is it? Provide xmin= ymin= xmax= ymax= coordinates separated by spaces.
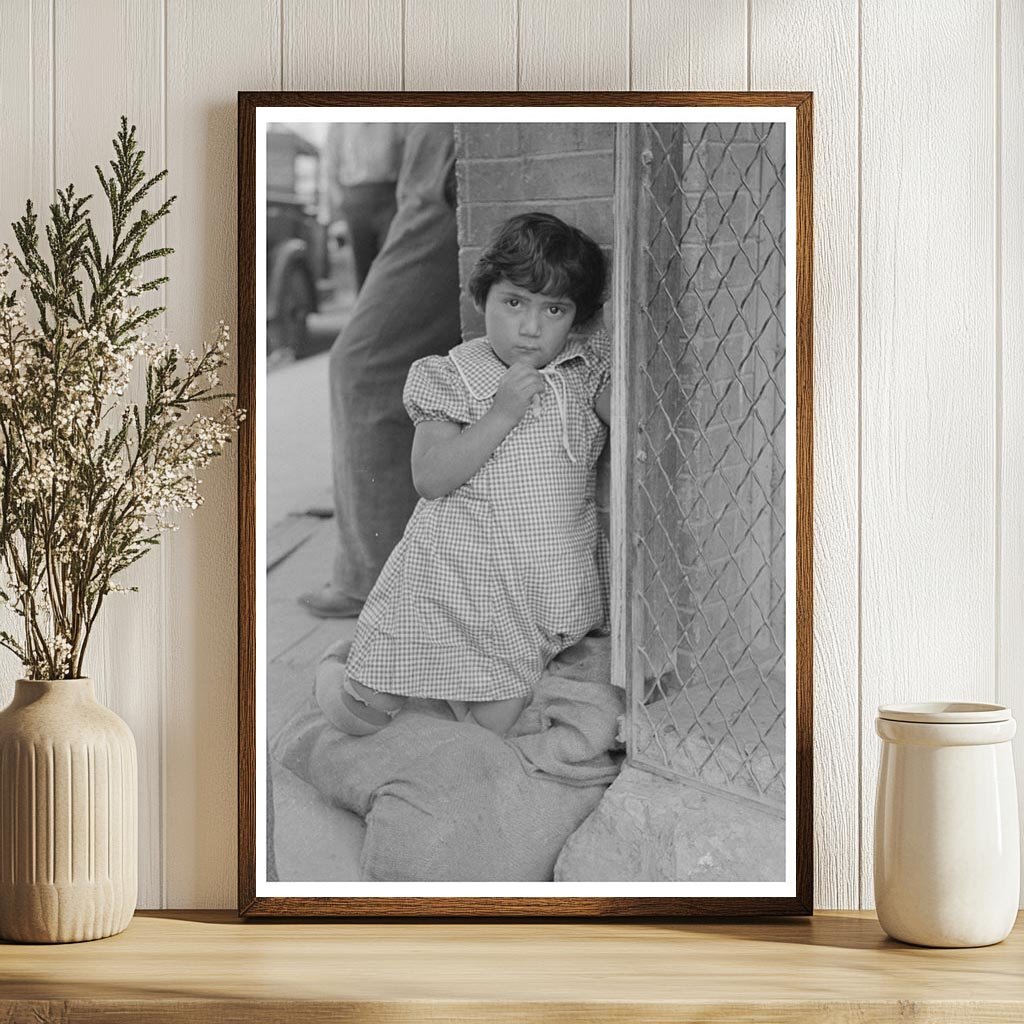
xmin=2 ymin=910 xmax=1023 ymax=1022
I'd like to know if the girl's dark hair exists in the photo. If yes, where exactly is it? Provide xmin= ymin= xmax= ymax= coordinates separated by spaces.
xmin=468 ymin=212 xmax=606 ymax=325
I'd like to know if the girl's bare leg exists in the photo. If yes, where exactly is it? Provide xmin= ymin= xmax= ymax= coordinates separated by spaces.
xmin=315 ymin=654 xmax=406 ymax=736
xmin=467 ymin=696 xmax=529 ymax=736
xmin=447 ymin=699 xmax=470 ymax=721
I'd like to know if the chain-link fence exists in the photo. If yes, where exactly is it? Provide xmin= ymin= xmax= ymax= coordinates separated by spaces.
xmin=620 ymin=122 xmax=787 ymax=810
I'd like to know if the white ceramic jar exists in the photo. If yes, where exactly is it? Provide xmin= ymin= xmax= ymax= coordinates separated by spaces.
xmin=874 ymin=702 xmax=1019 ymax=947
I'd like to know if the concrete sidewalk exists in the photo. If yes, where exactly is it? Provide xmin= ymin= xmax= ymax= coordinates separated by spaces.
xmin=267 ymin=350 xmax=363 ymax=882
xmin=267 ymin=350 xmax=334 ymax=530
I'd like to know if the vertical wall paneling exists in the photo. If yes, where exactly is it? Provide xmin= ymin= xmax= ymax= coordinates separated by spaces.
xmin=283 ymin=0 xmax=402 ymax=91
xmin=164 ymin=0 xmax=280 ymax=908
xmin=53 ymin=0 xmax=166 ymax=908
xmin=0 ymin=0 xmax=52 ymax=241
xmin=518 ymin=0 xmax=629 ymax=90
xmin=860 ymin=0 xmax=998 ymax=908
xmin=403 ymin=0 xmax=517 ymax=90
xmin=1000 ymin=0 xmax=1024 ymax=899
xmin=751 ymin=0 xmax=860 ymax=910
xmin=0 ymin=1 xmax=54 ymax=694
xmin=1 ymin=0 xmax=1022 ymax=912
xmin=630 ymin=0 xmax=746 ymax=91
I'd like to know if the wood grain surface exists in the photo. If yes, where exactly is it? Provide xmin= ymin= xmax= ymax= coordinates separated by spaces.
xmin=750 ymin=0 xmax=860 ymax=911
xmin=1 ymin=910 xmax=1023 ymax=1022
xmin=518 ymin=0 xmax=629 ymax=90
xmin=0 ymin=4 xmax=50 ymax=689
xmin=51 ymin=0 xmax=167 ymax=915
xmin=164 ymin=0 xmax=280 ymax=909
xmin=858 ymin=2 xmax=998 ymax=910
xmin=404 ymin=0 xmax=517 ymax=90
xmin=283 ymin=0 xmax=402 ymax=91
xmin=631 ymin=0 xmax=747 ymax=91
xmin=1001 ymin=0 xmax=1024 ymax=899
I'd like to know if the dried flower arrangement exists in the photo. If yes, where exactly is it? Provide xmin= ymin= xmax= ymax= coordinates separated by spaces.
xmin=0 ymin=118 xmax=243 ymax=679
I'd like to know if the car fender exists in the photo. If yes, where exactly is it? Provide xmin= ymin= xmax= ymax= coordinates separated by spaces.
xmin=267 ymin=240 xmax=317 ymax=321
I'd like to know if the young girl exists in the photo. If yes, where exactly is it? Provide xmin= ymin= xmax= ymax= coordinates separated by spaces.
xmin=316 ymin=212 xmax=611 ymax=736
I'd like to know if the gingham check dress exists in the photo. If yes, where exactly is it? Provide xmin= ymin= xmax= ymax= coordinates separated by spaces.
xmin=344 ymin=329 xmax=611 ymax=702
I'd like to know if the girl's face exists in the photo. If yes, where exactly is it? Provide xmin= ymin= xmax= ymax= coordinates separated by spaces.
xmin=481 ymin=279 xmax=577 ymax=370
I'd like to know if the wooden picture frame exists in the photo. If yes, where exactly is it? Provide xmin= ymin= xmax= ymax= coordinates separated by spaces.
xmin=238 ymin=91 xmax=813 ymax=917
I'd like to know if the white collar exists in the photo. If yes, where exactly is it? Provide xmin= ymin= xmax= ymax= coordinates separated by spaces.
xmin=448 ymin=330 xmax=607 ymax=465
xmin=448 ymin=331 xmax=601 ymax=402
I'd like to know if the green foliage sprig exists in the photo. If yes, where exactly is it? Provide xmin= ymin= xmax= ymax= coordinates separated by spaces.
xmin=0 ymin=117 xmax=243 ymax=679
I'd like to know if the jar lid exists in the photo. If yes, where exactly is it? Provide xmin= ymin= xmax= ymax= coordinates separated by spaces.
xmin=877 ymin=701 xmax=1011 ymax=724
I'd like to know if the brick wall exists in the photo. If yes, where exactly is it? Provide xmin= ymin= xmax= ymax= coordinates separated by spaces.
xmin=453 ymin=123 xmax=615 ymax=338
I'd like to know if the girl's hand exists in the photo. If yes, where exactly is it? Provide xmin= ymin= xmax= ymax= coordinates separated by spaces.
xmin=491 ymin=361 xmax=545 ymax=426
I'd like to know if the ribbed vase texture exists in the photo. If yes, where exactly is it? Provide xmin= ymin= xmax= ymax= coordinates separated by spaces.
xmin=0 ymin=678 xmax=137 ymax=943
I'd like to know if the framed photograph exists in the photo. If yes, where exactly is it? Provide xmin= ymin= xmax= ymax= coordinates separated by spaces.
xmin=238 ymin=91 xmax=813 ymax=916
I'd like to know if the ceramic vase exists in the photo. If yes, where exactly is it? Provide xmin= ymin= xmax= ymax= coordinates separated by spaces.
xmin=0 ymin=678 xmax=137 ymax=943
xmin=874 ymin=701 xmax=1019 ymax=948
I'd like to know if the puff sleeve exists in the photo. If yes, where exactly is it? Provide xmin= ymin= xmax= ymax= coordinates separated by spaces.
xmin=581 ymin=326 xmax=612 ymax=404
xmin=403 ymin=355 xmax=471 ymax=426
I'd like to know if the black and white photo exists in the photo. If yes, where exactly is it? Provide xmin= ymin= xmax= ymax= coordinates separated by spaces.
xmin=238 ymin=94 xmax=812 ymax=917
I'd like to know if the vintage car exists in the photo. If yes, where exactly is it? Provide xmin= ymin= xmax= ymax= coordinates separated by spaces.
xmin=265 ymin=124 xmax=329 ymax=360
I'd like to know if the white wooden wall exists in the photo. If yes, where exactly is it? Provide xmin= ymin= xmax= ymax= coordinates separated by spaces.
xmin=0 ymin=0 xmax=1019 ymax=911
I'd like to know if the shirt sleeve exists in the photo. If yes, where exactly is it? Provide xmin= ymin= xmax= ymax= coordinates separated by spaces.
xmin=581 ymin=326 xmax=612 ymax=404
xmin=403 ymin=355 xmax=471 ymax=426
